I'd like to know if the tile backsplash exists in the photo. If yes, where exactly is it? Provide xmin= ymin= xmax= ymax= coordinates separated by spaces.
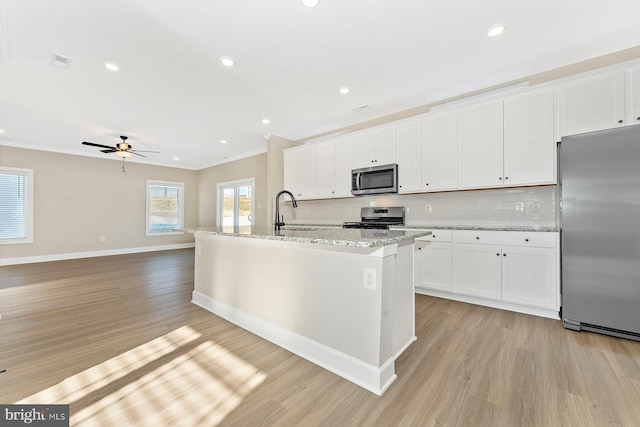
xmin=278 ymin=185 xmax=557 ymax=227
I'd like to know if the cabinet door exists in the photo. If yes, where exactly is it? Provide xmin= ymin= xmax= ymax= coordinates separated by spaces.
xmin=458 ymin=100 xmax=504 ymax=189
xmin=283 ymin=144 xmax=317 ymax=199
xmin=396 ymin=119 xmax=422 ymax=193
xmin=422 ymin=110 xmax=458 ymax=191
xmin=353 ymin=126 xmax=397 ymax=168
xmin=454 ymin=243 xmax=502 ymax=300
xmin=335 ymin=135 xmax=355 ymax=198
xmin=502 ymin=246 xmax=557 ymax=309
xmin=557 ymin=68 xmax=627 ymax=138
xmin=415 ymin=241 xmax=453 ymax=292
xmin=634 ymin=64 xmax=640 ymax=126
xmin=373 ymin=126 xmax=398 ymax=165
xmin=503 ymin=87 xmax=556 ymax=186
xmin=316 ymin=140 xmax=337 ymax=198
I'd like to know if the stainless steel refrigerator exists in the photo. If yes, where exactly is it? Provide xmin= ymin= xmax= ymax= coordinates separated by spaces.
xmin=560 ymin=124 xmax=640 ymax=341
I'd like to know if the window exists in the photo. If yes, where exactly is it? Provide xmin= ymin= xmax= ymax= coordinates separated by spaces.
xmin=0 ymin=167 xmax=34 ymax=244
xmin=217 ymin=179 xmax=254 ymax=234
xmin=146 ymin=180 xmax=184 ymax=235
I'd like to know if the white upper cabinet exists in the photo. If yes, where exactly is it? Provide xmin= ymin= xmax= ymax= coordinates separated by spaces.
xmin=315 ymin=139 xmax=337 ymax=198
xmin=422 ymin=110 xmax=458 ymax=191
xmin=634 ymin=64 xmax=640 ymax=126
xmin=309 ymin=135 xmax=355 ymax=199
xmin=283 ymin=144 xmax=317 ymax=200
xmin=396 ymin=119 xmax=422 ymax=193
xmin=353 ymin=126 xmax=397 ymax=168
xmin=458 ymin=99 xmax=504 ymax=189
xmin=503 ymin=87 xmax=556 ymax=186
xmin=556 ymin=68 xmax=627 ymax=138
xmin=334 ymin=135 xmax=355 ymax=198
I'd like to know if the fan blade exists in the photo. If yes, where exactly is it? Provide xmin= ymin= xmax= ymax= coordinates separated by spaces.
xmin=131 ymin=152 xmax=147 ymax=157
xmin=82 ymin=141 xmax=117 ymax=150
xmin=130 ymin=150 xmax=160 ymax=153
xmin=100 ymin=149 xmax=117 ymax=153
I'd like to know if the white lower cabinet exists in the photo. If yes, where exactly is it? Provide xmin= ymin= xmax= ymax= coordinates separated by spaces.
xmin=415 ymin=231 xmax=453 ymax=292
xmin=415 ymin=229 xmax=559 ymax=319
xmin=501 ymin=245 xmax=557 ymax=309
xmin=454 ymin=243 xmax=503 ymax=300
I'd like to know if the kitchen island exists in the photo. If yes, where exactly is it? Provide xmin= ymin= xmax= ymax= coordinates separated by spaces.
xmin=185 ymin=226 xmax=431 ymax=395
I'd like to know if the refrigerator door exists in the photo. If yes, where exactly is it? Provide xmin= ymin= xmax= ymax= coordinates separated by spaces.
xmin=561 ymin=125 xmax=640 ymax=337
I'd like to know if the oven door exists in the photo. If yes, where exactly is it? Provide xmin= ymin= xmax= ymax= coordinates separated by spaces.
xmin=351 ymin=164 xmax=398 ymax=195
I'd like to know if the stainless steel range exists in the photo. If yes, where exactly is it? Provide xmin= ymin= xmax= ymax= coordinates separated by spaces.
xmin=343 ymin=207 xmax=405 ymax=229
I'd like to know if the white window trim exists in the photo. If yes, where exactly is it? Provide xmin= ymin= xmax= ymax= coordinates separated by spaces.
xmin=216 ymin=178 xmax=255 ymax=227
xmin=146 ymin=179 xmax=184 ymax=236
xmin=0 ymin=167 xmax=34 ymax=245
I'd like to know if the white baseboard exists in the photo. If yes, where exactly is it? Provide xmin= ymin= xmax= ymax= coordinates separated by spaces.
xmin=0 ymin=243 xmax=195 ymax=266
xmin=415 ymin=288 xmax=560 ymax=320
xmin=192 ymin=290 xmax=396 ymax=396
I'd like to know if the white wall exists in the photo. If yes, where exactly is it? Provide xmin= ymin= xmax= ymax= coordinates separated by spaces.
xmin=0 ymin=146 xmax=197 ymax=262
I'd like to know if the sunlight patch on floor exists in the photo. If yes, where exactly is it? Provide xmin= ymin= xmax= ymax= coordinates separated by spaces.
xmin=19 ymin=325 xmax=267 ymax=426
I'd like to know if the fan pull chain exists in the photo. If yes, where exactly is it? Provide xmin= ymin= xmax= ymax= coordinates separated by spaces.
xmin=122 ymin=158 xmax=126 ymax=173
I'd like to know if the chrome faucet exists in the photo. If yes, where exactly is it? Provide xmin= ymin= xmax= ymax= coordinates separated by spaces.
xmin=274 ymin=190 xmax=298 ymax=230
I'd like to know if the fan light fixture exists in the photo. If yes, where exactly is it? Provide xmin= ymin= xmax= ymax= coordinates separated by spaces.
xmin=116 ymin=150 xmax=132 ymax=158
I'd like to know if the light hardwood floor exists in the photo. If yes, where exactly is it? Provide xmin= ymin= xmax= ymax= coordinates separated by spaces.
xmin=1 ymin=249 xmax=640 ymax=426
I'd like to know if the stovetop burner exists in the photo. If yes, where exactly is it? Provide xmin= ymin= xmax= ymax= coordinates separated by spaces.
xmin=343 ymin=221 xmax=395 ymax=230
xmin=342 ymin=207 xmax=405 ymax=230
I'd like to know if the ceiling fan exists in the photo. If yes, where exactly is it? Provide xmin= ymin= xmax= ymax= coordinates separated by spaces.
xmin=82 ymin=135 xmax=159 ymax=172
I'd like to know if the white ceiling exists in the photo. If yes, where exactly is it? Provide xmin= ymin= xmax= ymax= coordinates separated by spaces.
xmin=1 ymin=0 xmax=640 ymax=170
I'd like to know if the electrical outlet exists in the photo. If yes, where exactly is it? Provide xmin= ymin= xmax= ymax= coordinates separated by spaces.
xmin=363 ymin=268 xmax=376 ymax=290
xmin=425 ymin=204 xmax=432 ymax=213
xmin=99 ymin=236 xmax=106 ymax=243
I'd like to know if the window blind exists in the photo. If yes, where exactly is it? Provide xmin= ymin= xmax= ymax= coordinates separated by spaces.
xmin=0 ymin=172 xmax=27 ymax=239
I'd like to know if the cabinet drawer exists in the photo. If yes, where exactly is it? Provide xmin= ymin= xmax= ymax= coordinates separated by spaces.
xmin=454 ymin=230 xmax=557 ymax=248
xmin=416 ymin=229 xmax=453 ymax=243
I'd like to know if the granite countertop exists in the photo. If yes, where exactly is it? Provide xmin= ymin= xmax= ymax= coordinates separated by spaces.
xmin=183 ymin=226 xmax=431 ymax=248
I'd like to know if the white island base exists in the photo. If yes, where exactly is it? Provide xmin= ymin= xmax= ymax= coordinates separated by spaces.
xmin=190 ymin=229 xmax=421 ymax=395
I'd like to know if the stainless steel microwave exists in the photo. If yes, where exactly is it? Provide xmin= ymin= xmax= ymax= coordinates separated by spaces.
xmin=351 ymin=164 xmax=398 ymax=195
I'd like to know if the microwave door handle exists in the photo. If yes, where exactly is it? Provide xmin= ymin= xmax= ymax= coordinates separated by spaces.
xmin=357 ymin=172 xmax=362 ymax=190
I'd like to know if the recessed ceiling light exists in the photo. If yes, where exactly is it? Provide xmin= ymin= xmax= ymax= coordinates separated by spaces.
xmin=220 ymin=57 xmax=235 ymax=67
xmin=0 ymin=129 xmax=5 ymax=134
xmin=339 ymin=86 xmax=350 ymax=94
xmin=104 ymin=61 xmax=120 ymax=71
xmin=220 ymin=139 xmax=227 ymax=144
xmin=262 ymin=118 xmax=270 ymax=124
xmin=301 ymin=0 xmax=319 ymax=7
xmin=488 ymin=24 xmax=506 ymax=37
xmin=173 ymin=157 xmax=180 ymax=161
